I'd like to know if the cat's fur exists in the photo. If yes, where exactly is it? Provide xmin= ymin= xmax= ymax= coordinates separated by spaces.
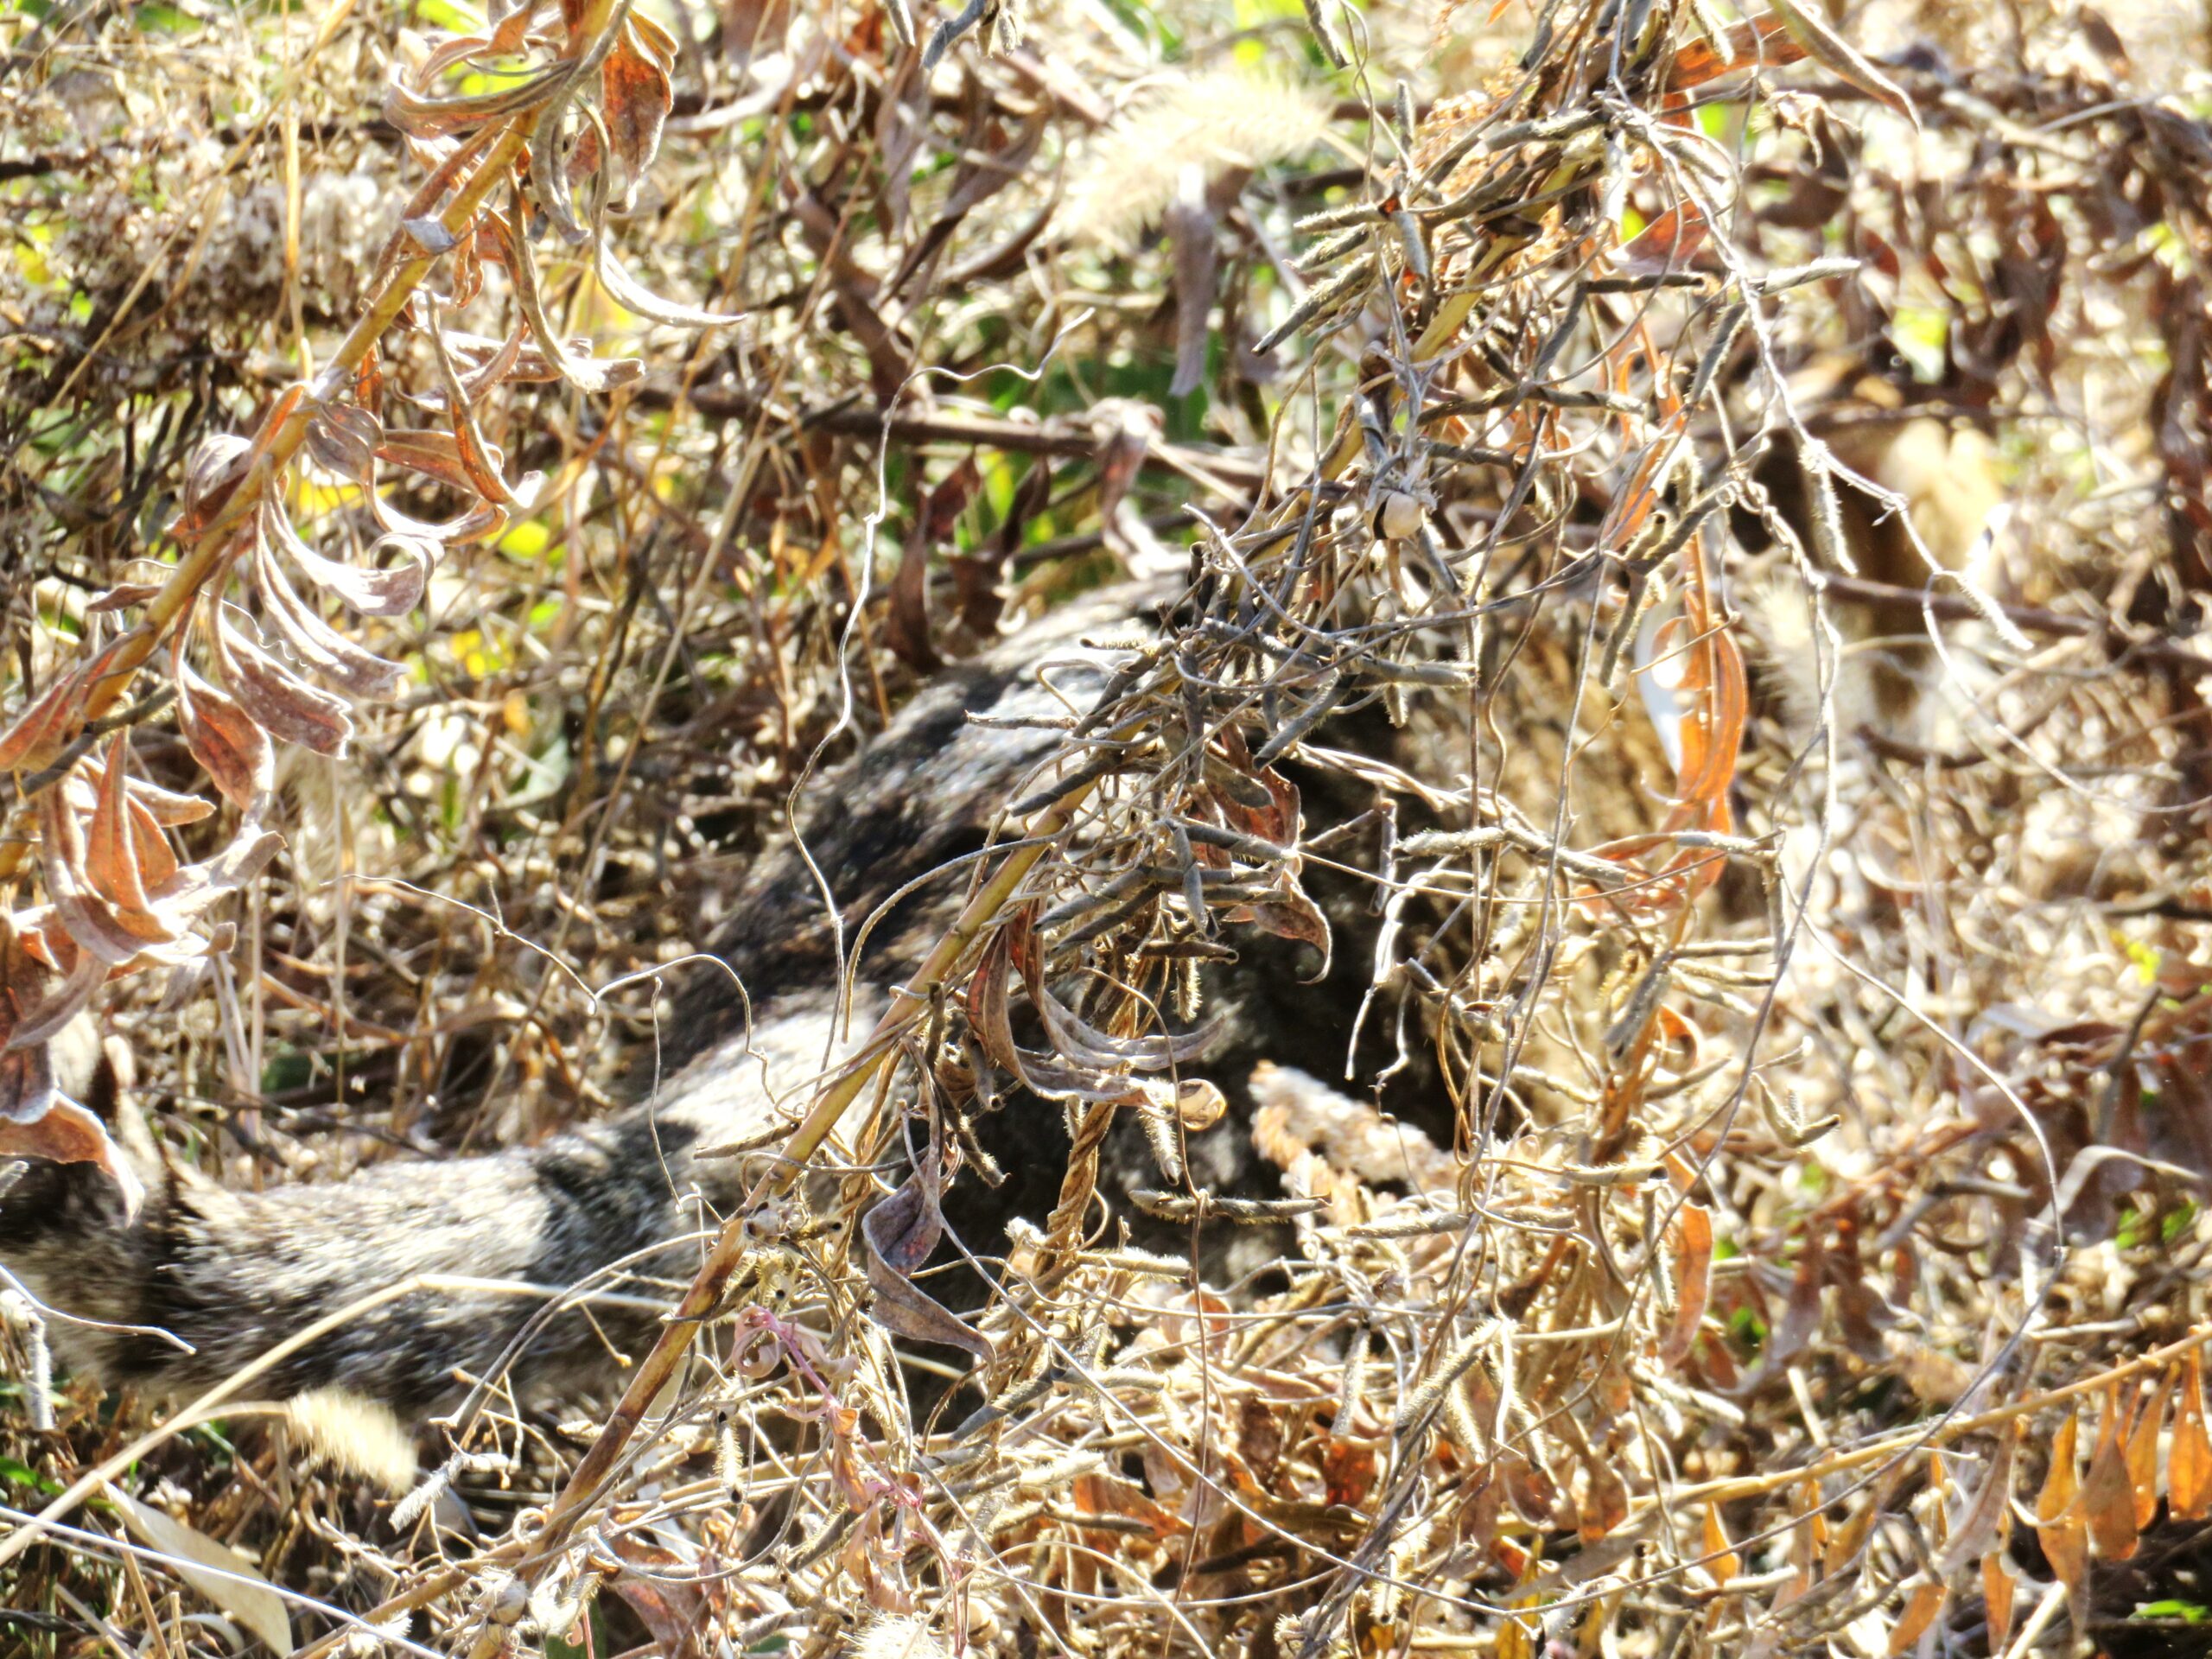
xmin=0 ymin=583 xmax=1359 ymax=1418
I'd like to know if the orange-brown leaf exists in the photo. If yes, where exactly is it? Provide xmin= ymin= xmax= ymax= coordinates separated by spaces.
xmin=1885 ymin=1577 xmax=1946 ymax=1656
xmin=1700 ymin=1502 xmax=1740 ymax=1585
xmin=1982 ymin=1554 xmax=2017 ymax=1653
xmin=85 ymin=734 xmax=156 ymax=912
xmin=2173 ymin=1351 xmax=2212 ymax=1521
xmin=1661 ymin=1154 xmax=1713 ymax=1365
xmin=2126 ymin=1371 xmax=2171 ymax=1530
xmin=1668 ymin=13 xmax=1808 ymax=89
xmin=175 ymin=653 xmax=274 ymax=808
xmin=2035 ymin=1413 xmax=2088 ymax=1609
xmin=2083 ymin=1381 xmax=2139 ymax=1560
xmin=0 ymin=669 xmax=88 ymax=772
xmin=1580 ymin=1452 xmax=1628 ymax=1544
xmin=602 ymin=22 xmax=673 ymax=207
xmin=38 ymin=787 xmax=166 ymax=963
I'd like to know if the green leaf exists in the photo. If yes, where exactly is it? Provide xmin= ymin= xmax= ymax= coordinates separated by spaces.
xmin=132 ymin=2 xmax=200 ymax=32
xmin=2134 ymin=1600 xmax=2210 ymax=1624
xmin=0 ymin=1456 xmax=66 ymax=1496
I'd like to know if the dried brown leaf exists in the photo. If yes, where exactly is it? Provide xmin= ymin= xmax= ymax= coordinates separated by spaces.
xmin=862 ymin=1175 xmax=992 ymax=1361
xmin=108 ymin=1486 xmax=291 ymax=1656
xmin=175 ymin=652 xmax=274 ymax=808
xmin=1939 ymin=1421 xmax=2018 ymax=1576
xmin=1668 ymin=12 xmax=1807 ymax=88
xmin=40 ymin=789 xmax=166 ymax=963
xmin=1580 ymin=1452 xmax=1628 ymax=1543
xmin=2084 ymin=1380 xmax=2139 ymax=1560
xmin=2172 ymin=1351 xmax=2212 ymax=1520
xmin=303 ymin=402 xmax=382 ymax=481
xmin=1982 ymin=1553 xmax=2017 ymax=1652
xmin=499 ymin=192 xmax=645 ymax=393
xmin=1885 ymin=1576 xmax=1945 ymax=1656
xmin=264 ymin=493 xmax=431 ymax=617
xmin=2035 ymin=1412 xmax=2088 ymax=1612
xmin=2126 ymin=1370 xmax=2170 ymax=1530
xmin=85 ymin=582 xmax=163 ymax=614
xmin=211 ymin=609 xmax=356 ymax=758
xmin=1660 ymin=1154 xmax=1714 ymax=1366
xmin=0 ymin=670 xmax=88 ymax=773
xmin=602 ymin=18 xmax=673 ymax=209
xmin=1701 ymin=1502 xmax=1739 ymax=1585
xmin=176 ymin=432 xmax=255 ymax=536
xmin=85 ymin=733 xmax=170 ymax=912
xmin=254 ymin=533 xmax=407 ymax=698
xmin=383 ymin=60 xmax=567 ymax=139
xmin=1768 ymin=0 xmax=1920 ymax=129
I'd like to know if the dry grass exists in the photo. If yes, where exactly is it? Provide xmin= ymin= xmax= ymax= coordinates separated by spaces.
xmin=5 ymin=1 xmax=2212 ymax=1656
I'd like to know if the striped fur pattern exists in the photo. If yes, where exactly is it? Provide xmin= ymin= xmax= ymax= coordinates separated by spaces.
xmin=0 ymin=588 xmax=1182 ymax=1416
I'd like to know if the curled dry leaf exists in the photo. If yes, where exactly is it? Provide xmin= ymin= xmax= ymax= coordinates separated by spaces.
xmin=263 ymin=493 xmax=431 ymax=618
xmin=375 ymin=427 xmax=499 ymax=496
xmin=41 ymin=788 xmax=163 ymax=965
xmin=37 ymin=774 xmax=281 ymax=978
xmin=175 ymin=432 xmax=255 ymax=535
xmin=364 ymin=429 xmax=509 ymax=546
xmin=85 ymin=733 xmax=175 ymax=913
xmin=499 ymin=190 xmax=646 ymax=393
xmin=174 ymin=649 xmax=275 ymax=808
xmin=85 ymin=582 xmax=164 ymax=614
xmin=862 ymin=1174 xmax=993 ymax=1361
xmin=209 ymin=607 xmax=356 ymax=758
xmin=601 ymin=14 xmax=676 ymax=210
xmin=384 ymin=59 xmax=570 ymax=141
xmin=254 ymin=530 xmax=407 ymax=699
xmin=593 ymin=228 xmax=743 ymax=330
xmin=0 ymin=669 xmax=90 ymax=773
xmin=302 ymin=401 xmax=383 ymax=481
xmin=1227 ymin=872 xmax=1332 ymax=974
xmin=1937 ymin=1421 xmax=2018 ymax=1575
xmin=101 ymin=768 xmax=214 ymax=828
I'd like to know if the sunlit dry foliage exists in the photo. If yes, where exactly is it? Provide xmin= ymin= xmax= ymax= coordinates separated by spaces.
xmin=4 ymin=0 xmax=2212 ymax=1657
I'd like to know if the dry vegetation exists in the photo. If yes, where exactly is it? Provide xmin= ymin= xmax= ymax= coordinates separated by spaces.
xmin=5 ymin=0 xmax=2212 ymax=1655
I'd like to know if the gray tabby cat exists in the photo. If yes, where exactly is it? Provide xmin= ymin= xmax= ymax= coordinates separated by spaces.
xmin=0 ymin=582 xmax=1357 ymax=1419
